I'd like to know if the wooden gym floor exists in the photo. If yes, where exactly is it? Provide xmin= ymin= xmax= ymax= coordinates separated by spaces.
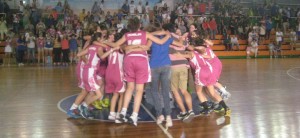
xmin=0 ymin=58 xmax=300 ymax=138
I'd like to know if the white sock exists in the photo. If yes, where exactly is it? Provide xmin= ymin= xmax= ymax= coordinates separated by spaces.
xmin=116 ymin=112 xmax=120 ymax=118
xmin=82 ymin=102 xmax=88 ymax=107
xmin=132 ymin=112 xmax=138 ymax=118
xmin=70 ymin=103 xmax=78 ymax=110
xmin=110 ymin=112 xmax=116 ymax=116
xmin=121 ymin=108 xmax=127 ymax=115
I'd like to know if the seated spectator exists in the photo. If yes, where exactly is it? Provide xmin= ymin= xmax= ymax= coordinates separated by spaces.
xmin=223 ymin=34 xmax=231 ymax=51
xmin=246 ymin=39 xmax=258 ymax=58
xmin=230 ymin=35 xmax=240 ymax=51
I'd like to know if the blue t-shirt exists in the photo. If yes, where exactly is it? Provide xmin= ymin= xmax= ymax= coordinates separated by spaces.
xmin=149 ymin=36 xmax=173 ymax=69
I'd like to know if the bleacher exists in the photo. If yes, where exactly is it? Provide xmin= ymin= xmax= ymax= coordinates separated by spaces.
xmin=210 ymin=30 xmax=300 ymax=58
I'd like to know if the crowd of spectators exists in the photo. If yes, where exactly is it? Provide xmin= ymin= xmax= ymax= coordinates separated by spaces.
xmin=1 ymin=0 xmax=300 ymax=65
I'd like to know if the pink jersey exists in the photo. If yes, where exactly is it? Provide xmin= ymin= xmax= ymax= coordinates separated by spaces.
xmin=81 ymin=45 xmax=101 ymax=91
xmin=105 ymin=51 xmax=125 ymax=93
xmin=125 ymin=30 xmax=147 ymax=56
xmin=189 ymin=51 xmax=216 ymax=86
xmin=205 ymin=47 xmax=222 ymax=80
xmin=97 ymin=46 xmax=109 ymax=78
xmin=124 ymin=30 xmax=151 ymax=84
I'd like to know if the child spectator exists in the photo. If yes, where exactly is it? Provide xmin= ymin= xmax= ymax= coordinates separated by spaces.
xmin=4 ymin=36 xmax=12 ymax=66
xmin=69 ymin=34 xmax=78 ymax=64
xmin=36 ymin=33 xmax=45 ymax=64
xmin=230 ymin=35 xmax=240 ymax=51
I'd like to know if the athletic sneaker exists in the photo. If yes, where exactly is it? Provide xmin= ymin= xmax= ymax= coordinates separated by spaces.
xmin=108 ymin=114 xmax=116 ymax=121
xmin=213 ymin=105 xmax=225 ymax=113
xmin=115 ymin=114 xmax=128 ymax=123
xmin=224 ymin=108 xmax=231 ymax=117
xmin=183 ymin=111 xmax=195 ymax=123
xmin=177 ymin=112 xmax=188 ymax=120
xmin=166 ymin=116 xmax=173 ymax=128
xmin=92 ymin=100 xmax=102 ymax=110
xmin=67 ymin=109 xmax=81 ymax=118
xmin=156 ymin=115 xmax=165 ymax=124
xmin=128 ymin=115 xmax=138 ymax=126
xmin=79 ymin=105 xmax=90 ymax=119
xmin=199 ymin=108 xmax=210 ymax=116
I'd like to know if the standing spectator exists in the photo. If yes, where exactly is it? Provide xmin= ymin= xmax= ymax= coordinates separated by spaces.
xmin=265 ymin=17 xmax=273 ymax=40
xmin=17 ymin=35 xmax=27 ymax=66
xmin=275 ymin=28 xmax=283 ymax=50
xmin=69 ymin=34 xmax=78 ymax=64
xmin=44 ymin=33 xmax=53 ymax=64
xmin=144 ymin=1 xmax=150 ymax=14
xmin=79 ymin=9 xmax=86 ymax=22
xmin=187 ymin=3 xmax=193 ymax=15
xmin=13 ymin=14 xmax=20 ymax=34
xmin=209 ymin=17 xmax=217 ymax=40
xmin=4 ymin=36 xmax=13 ymax=66
xmin=129 ymin=0 xmax=136 ymax=15
xmin=259 ymin=24 xmax=266 ymax=44
xmin=36 ymin=33 xmax=45 ymax=64
xmin=289 ymin=29 xmax=297 ymax=50
xmin=61 ymin=35 xmax=70 ymax=65
xmin=121 ymin=0 xmax=129 ymax=15
xmin=199 ymin=2 xmax=206 ymax=15
xmin=0 ymin=17 xmax=8 ymax=41
xmin=19 ymin=1 xmax=25 ymax=13
xmin=230 ymin=35 xmax=240 ymax=51
xmin=53 ymin=35 xmax=62 ymax=66
xmin=136 ymin=1 xmax=143 ymax=14
xmin=36 ymin=20 xmax=46 ymax=36
xmin=26 ymin=32 xmax=36 ymax=64
xmin=282 ymin=15 xmax=289 ymax=34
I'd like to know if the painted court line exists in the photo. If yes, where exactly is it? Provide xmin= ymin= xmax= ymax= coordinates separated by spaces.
xmin=140 ymin=103 xmax=173 ymax=138
xmin=287 ymin=67 xmax=300 ymax=81
xmin=57 ymin=94 xmax=77 ymax=113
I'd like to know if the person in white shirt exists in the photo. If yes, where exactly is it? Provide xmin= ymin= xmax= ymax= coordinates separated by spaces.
xmin=129 ymin=0 xmax=136 ymax=15
xmin=145 ymin=2 xmax=150 ymax=14
xmin=26 ymin=33 xmax=36 ymax=64
xmin=19 ymin=1 xmax=24 ymax=13
xmin=246 ymin=39 xmax=258 ymax=58
xmin=136 ymin=1 xmax=143 ymax=14
xmin=259 ymin=24 xmax=266 ymax=44
xmin=230 ymin=35 xmax=240 ymax=51
xmin=275 ymin=28 xmax=283 ymax=47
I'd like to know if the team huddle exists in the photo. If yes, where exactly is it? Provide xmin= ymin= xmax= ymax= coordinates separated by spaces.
xmin=66 ymin=17 xmax=231 ymax=127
